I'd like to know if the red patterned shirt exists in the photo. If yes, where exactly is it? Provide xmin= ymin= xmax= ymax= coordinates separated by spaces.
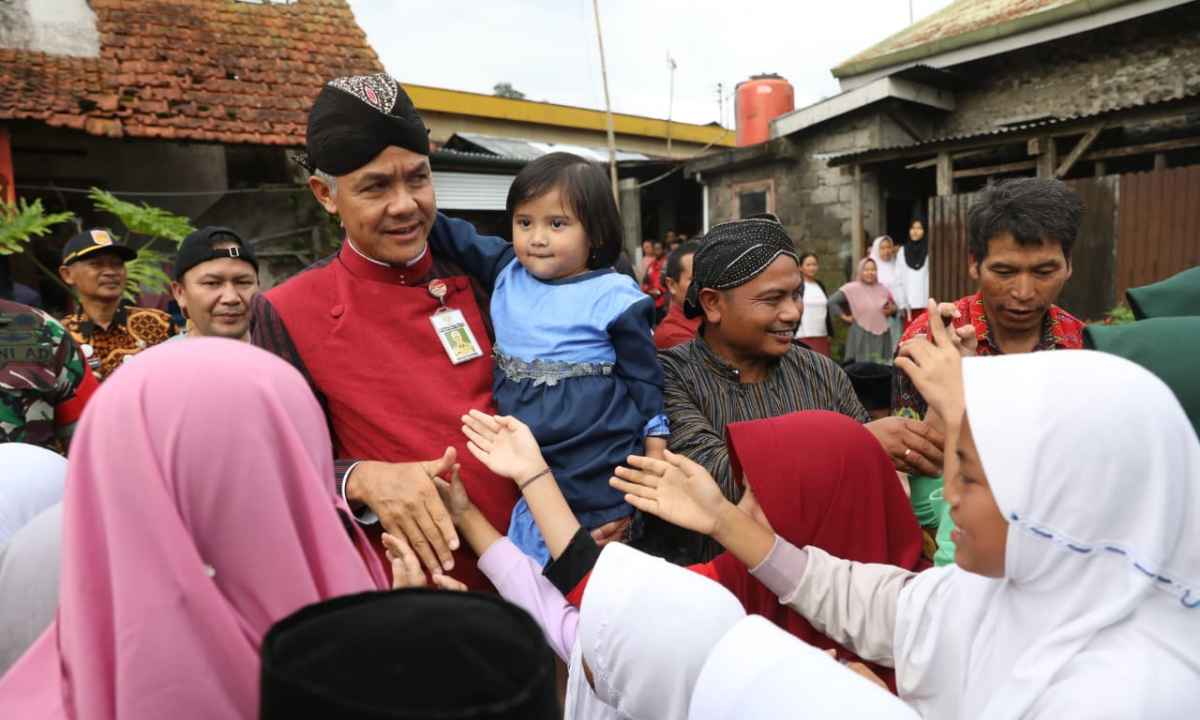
xmin=892 ymin=292 xmax=1084 ymax=418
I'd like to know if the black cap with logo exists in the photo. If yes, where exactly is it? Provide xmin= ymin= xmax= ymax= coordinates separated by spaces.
xmin=61 ymin=228 xmax=138 ymax=265
xmin=173 ymin=226 xmax=259 ymax=282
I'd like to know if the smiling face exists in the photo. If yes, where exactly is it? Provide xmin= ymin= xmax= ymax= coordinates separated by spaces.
xmin=171 ymin=244 xmax=258 ymax=340
xmin=512 ymin=187 xmax=591 ymax=281
xmin=60 ymin=250 xmax=127 ymax=302
xmin=310 ymin=145 xmax=436 ymax=265
xmin=700 ymin=255 xmax=803 ymax=361
xmin=860 ymin=259 xmax=878 ymax=285
xmin=800 ymin=254 xmax=819 ymax=280
xmin=944 ymin=415 xmax=1009 ymax=578
xmin=970 ymin=232 xmax=1071 ymax=337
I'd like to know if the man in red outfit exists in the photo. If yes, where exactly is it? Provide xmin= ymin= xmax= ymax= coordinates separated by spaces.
xmin=654 ymin=240 xmax=702 ymax=350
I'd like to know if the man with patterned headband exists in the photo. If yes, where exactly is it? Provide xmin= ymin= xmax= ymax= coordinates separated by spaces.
xmin=251 ymin=73 xmax=518 ymax=590
xmin=59 ymin=228 xmax=176 ymax=381
xmin=651 ymin=216 xmax=946 ymax=563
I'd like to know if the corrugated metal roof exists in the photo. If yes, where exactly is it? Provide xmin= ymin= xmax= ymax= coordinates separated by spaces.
xmin=826 ymin=90 xmax=1200 ymax=166
xmin=452 ymin=132 xmax=653 ymax=162
xmin=433 ymin=171 xmax=516 ymax=211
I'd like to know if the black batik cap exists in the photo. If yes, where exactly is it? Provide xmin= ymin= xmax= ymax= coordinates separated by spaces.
xmin=173 ymin=226 xmax=258 ymax=281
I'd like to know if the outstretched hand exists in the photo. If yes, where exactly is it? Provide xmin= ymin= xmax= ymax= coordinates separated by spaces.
xmin=610 ymin=450 xmax=731 ymax=536
xmin=431 ymin=465 xmax=473 ymax=524
xmin=383 ymin=532 xmax=468 ymax=592
xmin=461 ymin=409 xmax=547 ymax=484
xmin=896 ymin=299 xmax=968 ymax=428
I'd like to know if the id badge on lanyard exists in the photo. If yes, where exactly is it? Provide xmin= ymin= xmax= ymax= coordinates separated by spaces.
xmin=427 ymin=279 xmax=484 ymax=365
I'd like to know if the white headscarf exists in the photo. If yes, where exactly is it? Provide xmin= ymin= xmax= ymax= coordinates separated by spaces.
xmin=894 ymin=350 xmax=1200 ymax=720
xmin=0 ymin=503 xmax=62 ymax=675
xmin=689 ymin=615 xmax=919 ymax=720
xmin=0 ymin=443 xmax=67 ymax=545
xmin=572 ymin=543 xmax=745 ymax=720
xmin=869 ymin=236 xmax=899 ymax=295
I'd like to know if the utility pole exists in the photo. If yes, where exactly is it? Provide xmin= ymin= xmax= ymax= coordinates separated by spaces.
xmin=909 ymin=0 xmax=914 ymax=24
xmin=666 ymin=53 xmax=677 ymax=158
xmin=592 ymin=0 xmax=620 ymax=208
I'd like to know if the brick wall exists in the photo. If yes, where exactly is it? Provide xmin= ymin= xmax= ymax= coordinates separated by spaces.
xmin=937 ymin=3 xmax=1200 ymax=136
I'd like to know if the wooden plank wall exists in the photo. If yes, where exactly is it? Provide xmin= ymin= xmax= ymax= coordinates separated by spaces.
xmin=1117 ymin=166 xmax=1200 ymax=299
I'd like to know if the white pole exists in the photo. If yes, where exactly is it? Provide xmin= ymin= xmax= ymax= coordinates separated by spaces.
xmin=593 ymin=0 xmax=620 ymax=208
xmin=667 ymin=53 xmax=676 ymax=158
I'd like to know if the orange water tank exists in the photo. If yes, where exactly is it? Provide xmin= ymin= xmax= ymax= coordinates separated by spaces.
xmin=735 ymin=74 xmax=795 ymax=147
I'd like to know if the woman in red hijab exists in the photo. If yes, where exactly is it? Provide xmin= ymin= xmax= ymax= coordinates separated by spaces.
xmin=610 ymin=411 xmax=924 ymax=688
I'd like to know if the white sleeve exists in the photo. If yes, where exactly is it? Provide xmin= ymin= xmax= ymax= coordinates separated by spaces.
xmin=775 ymin=545 xmax=915 ymax=666
xmin=894 ymin=250 xmax=909 ymax=309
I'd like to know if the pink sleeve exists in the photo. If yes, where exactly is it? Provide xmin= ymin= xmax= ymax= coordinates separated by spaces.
xmin=478 ymin=538 xmax=579 ymax=662
xmin=748 ymin=535 xmax=809 ymax=600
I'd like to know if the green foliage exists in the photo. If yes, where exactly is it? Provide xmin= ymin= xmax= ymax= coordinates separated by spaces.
xmin=87 ymin=188 xmax=193 ymax=243
xmin=1101 ymin=304 xmax=1136 ymax=326
xmin=87 ymin=187 xmax=194 ymax=298
xmin=0 ymin=198 xmax=74 ymax=255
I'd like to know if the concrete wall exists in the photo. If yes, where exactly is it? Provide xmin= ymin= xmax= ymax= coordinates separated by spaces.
xmin=702 ymin=110 xmax=885 ymax=286
xmin=0 ymin=0 xmax=99 ymax=57
xmin=936 ymin=3 xmax=1200 ymax=136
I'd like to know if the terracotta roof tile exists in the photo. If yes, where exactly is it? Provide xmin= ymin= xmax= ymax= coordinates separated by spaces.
xmin=0 ymin=0 xmax=383 ymax=145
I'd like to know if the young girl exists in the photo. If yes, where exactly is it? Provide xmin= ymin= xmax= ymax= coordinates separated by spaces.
xmin=894 ymin=219 xmax=929 ymax=330
xmin=429 ymin=152 xmax=667 ymax=563
xmin=614 ymin=304 xmax=1200 ymax=719
xmin=828 ymin=258 xmax=898 ymax=364
xmin=869 ymin=235 xmax=903 ymax=349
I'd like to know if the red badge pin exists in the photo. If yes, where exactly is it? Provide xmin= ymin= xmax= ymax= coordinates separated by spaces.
xmin=428 ymin=279 xmax=448 ymax=302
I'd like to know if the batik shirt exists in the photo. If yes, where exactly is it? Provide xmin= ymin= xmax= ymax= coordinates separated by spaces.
xmin=892 ymin=291 xmax=1085 ymax=418
xmin=0 ymin=299 xmax=98 ymax=451
xmin=61 ymin=305 xmax=176 ymax=381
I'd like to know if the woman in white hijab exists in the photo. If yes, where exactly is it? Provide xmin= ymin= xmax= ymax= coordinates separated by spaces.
xmin=689 ymin=615 xmax=919 ymax=720
xmin=614 ymin=304 xmax=1200 ymax=719
xmin=0 ymin=443 xmax=67 ymax=545
xmin=869 ymin=235 xmax=903 ymax=350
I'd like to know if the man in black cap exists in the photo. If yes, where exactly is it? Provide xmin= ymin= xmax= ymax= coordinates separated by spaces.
xmin=58 ymin=228 xmax=176 ymax=381
xmin=252 ymin=73 xmax=521 ymax=590
xmin=653 ymin=217 xmax=944 ymax=562
xmin=170 ymin=226 xmax=259 ymax=342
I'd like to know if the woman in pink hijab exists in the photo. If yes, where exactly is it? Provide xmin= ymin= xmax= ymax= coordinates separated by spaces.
xmin=828 ymin=258 xmax=899 ymax=364
xmin=0 ymin=339 xmax=389 ymax=719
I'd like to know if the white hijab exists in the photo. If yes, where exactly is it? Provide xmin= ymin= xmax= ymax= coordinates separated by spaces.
xmin=570 ymin=543 xmax=745 ymax=720
xmin=0 ymin=443 xmax=67 ymax=545
xmin=894 ymin=350 xmax=1200 ymax=720
xmin=689 ymin=615 xmax=919 ymax=719
xmin=869 ymin=236 xmax=899 ymax=294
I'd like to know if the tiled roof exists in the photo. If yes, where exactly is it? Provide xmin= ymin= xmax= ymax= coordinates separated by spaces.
xmin=832 ymin=0 xmax=1138 ymax=78
xmin=0 ymin=0 xmax=383 ymax=145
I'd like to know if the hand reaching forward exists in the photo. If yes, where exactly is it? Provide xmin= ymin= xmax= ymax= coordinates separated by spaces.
xmin=896 ymin=299 xmax=968 ymax=428
xmin=383 ymin=532 xmax=467 ymax=592
xmin=610 ymin=450 xmax=731 ymax=536
xmin=461 ymin=409 xmax=547 ymax=484
xmin=431 ymin=465 xmax=473 ymax=525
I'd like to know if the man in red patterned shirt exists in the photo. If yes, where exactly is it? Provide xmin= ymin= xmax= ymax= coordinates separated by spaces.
xmin=894 ymin=178 xmax=1085 ymax=419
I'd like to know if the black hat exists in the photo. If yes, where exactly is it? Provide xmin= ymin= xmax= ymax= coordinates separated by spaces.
xmin=683 ymin=217 xmax=798 ymax=319
xmin=842 ymin=361 xmax=893 ymax=412
xmin=260 ymin=589 xmax=558 ymax=720
xmin=61 ymin=228 xmax=137 ymax=265
xmin=173 ymin=226 xmax=258 ymax=281
xmin=306 ymin=73 xmax=430 ymax=176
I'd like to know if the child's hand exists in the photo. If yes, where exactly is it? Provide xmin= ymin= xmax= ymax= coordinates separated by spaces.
xmin=431 ymin=465 xmax=474 ymax=524
xmin=461 ymin=409 xmax=547 ymax=483
xmin=383 ymin=532 xmax=468 ymax=592
xmin=610 ymin=450 xmax=731 ymax=536
xmin=896 ymin=300 xmax=968 ymax=428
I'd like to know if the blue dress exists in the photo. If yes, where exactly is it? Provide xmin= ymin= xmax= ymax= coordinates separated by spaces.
xmin=429 ymin=216 xmax=668 ymax=563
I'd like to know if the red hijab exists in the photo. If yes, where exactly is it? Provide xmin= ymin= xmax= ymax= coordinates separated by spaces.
xmin=707 ymin=411 xmax=922 ymax=685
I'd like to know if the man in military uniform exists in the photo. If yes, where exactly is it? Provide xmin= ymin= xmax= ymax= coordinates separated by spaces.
xmin=58 ymin=228 xmax=176 ymax=381
xmin=0 ymin=298 xmax=98 ymax=452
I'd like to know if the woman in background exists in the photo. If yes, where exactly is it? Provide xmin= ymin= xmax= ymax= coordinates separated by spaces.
xmin=795 ymin=252 xmax=834 ymax=356
xmin=894 ymin=219 xmax=930 ymax=331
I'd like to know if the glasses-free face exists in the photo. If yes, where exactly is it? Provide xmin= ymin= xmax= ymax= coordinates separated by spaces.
xmin=970 ymin=232 xmax=1071 ymax=337
xmin=944 ymin=415 xmax=1008 ymax=578
xmin=701 ymin=256 xmax=803 ymax=361
xmin=909 ymin=221 xmax=925 ymax=242
xmin=860 ymin=260 xmax=878 ymax=284
xmin=311 ymin=146 xmax=437 ymax=266
xmin=60 ymin=251 xmax=127 ymax=302
xmin=512 ymin=187 xmax=591 ymax=281
xmin=172 ymin=251 xmax=258 ymax=340
xmin=801 ymin=255 xmax=819 ymax=280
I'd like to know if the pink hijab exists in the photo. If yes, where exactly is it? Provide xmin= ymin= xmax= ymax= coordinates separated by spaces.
xmin=0 ymin=339 xmax=388 ymax=719
xmin=839 ymin=258 xmax=894 ymax=335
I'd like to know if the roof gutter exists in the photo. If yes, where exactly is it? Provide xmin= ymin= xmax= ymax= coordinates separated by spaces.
xmin=833 ymin=0 xmax=1182 ymax=85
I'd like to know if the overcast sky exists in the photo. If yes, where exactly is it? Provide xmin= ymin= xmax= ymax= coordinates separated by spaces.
xmin=346 ymin=0 xmax=956 ymax=128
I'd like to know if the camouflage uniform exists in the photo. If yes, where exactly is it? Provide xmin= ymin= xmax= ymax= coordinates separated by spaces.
xmin=0 ymin=299 xmax=96 ymax=452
